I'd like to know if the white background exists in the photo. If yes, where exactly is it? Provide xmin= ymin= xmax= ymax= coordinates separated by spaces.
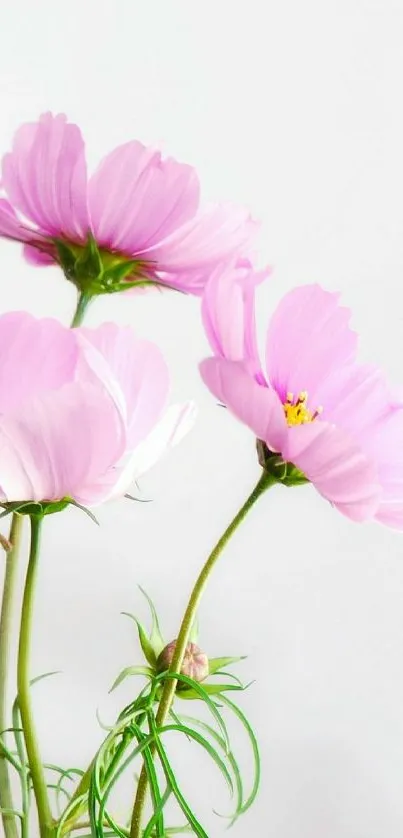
xmin=1 ymin=1 xmax=403 ymax=835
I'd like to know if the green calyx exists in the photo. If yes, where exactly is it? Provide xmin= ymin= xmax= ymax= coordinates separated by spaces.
xmin=0 ymin=498 xmax=98 ymax=523
xmin=54 ymin=234 xmax=156 ymax=297
xmin=110 ymin=587 xmax=247 ymax=701
xmin=256 ymin=439 xmax=309 ymax=487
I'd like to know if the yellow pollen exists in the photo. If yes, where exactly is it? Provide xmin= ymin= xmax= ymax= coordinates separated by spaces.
xmin=283 ymin=391 xmax=323 ymax=427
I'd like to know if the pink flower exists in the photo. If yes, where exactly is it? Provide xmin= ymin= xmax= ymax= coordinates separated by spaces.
xmin=200 ymin=263 xmax=403 ymax=527
xmin=0 ymin=113 xmax=256 ymax=295
xmin=0 ymin=312 xmax=196 ymax=506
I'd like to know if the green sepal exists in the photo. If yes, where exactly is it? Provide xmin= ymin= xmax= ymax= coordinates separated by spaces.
xmin=256 ymin=440 xmax=309 ymax=487
xmin=208 ymin=656 xmax=246 ymax=676
xmin=121 ymin=612 xmax=158 ymax=667
xmin=109 ymin=665 xmax=154 ymax=693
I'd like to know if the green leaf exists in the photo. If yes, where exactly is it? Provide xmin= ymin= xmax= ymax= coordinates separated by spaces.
xmin=178 ymin=683 xmax=244 ymax=699
xmin=148 ymin=715 xmax=208 ymax=838
xmin=121 ymin=612 xmax=157 ymax=667
xmin=143 ymin=785 xmax=171 ymax=838
xmin=159 ymin=723 xmax=234 ymax=796
xmin=109 ymin=665 xmax=155 ymax=693
xmin=219 ymin=695 xmax=261 ymax=818
xmin=0 ymin=807 xmax=23 ymax=819
xmin=208 ymin=656 xmax=246 ymax=676
xmin=138 ymin=586 xmax=165 ymax=656
xmin=179 ymin=714 xmax=243 ymax=822
xmin=155 ymin=672 xmax=231 ymax=754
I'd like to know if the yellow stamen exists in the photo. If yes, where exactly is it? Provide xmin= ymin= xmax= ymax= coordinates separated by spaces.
xmin=283 ymin=391 xmax=322 ymax=427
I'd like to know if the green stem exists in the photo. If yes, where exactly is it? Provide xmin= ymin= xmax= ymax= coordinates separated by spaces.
xmin=70 ymin=292 xmax=92 ymax=327
xmin=17 ymin=515 xmax=54 ymax=838
xmin=129 ymin=469 xmax=275 ymax=837
xmin=0 ymin=514 xmax=24 ymax=838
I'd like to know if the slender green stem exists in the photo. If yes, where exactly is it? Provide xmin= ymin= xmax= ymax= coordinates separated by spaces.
xmin=0 ymin=514 xmax=24 ymax=838
xmin=129 ymin=469 xmax=275 ymax=837
xmin=17 ymin=515 xmax=54 ymax=838
xmin=71 ymin=292 xmax=92 ymax=327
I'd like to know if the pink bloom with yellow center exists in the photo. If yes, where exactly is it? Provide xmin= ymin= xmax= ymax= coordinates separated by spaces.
xmin=0 ymin=113 xmax=256 ymax=295
xmin=0 ymin=312 xmax=195 ymax=506
xmin=200 ymin=263 xmax=403 ymax=526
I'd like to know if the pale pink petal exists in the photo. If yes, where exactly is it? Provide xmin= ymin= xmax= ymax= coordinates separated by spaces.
xmin=143 ymin=205 xmax=258 ymax=291
xmin=283 ymin=421 xmax=380 ymax=522
xmin=23 ymin=244 xmax=55 ymax=266
xmin=266 ymin=285 xmax=358 ymax=403
xmin=200 ymin=357 xmax=287 ymax=452
xmin=129 ymin=401 xmax=198 ymax=480
xmin=0 ymin=382 xmax=124 ymax=503
xmin=0 ymin=198 xmax=35 ymax=242
xmin=2 ymin=112 xmax=90 ymax=240
xmin=368 ymin=408 xmax=403 ymax=530
xmin=0 ymin=312 xmax=78 ymax=413
xmin=88 ymin=141 xmax=199 ymax=253
xmin=314 ymin=362 xmax=394 ymax=446
xmin=76 ymin=324 xmax=170 ymax=447
xmin=202 ymin=260 xmax=269 ymax=382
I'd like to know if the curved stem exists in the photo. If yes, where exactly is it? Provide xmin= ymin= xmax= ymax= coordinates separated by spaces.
xmin=71 ymin=292 xmax=92 ymax=327
xmin=17 ymin=515 xmax=54 ymax=838
xmin=0 ymin=514 xmax=24 ymax=838
xmin=130 ymin=469 xmax=275 ymax=837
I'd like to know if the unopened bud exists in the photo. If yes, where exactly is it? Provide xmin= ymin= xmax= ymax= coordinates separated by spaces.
xmin=157 ymin=640 xmax=209 ymax=684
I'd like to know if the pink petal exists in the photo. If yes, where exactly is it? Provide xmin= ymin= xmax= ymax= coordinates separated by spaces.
xmin=23 ymin=243 xmax=55 ymax=266
xmin=202 ymin=260 xmax=269 ymax=382
xmin=0 ymin=198 xmax=34 ymax=242
xmin=200 ymin=357 xmax=287 ymax=452
xmin=2 ymin=112 xmax=90 ymax=240
xmin=129 ymin=401 xmax=198 ymax=480
xmin=266 ymin=285 xmax=358 ymax=403
xmin=76 ymin=323 xmax=170 ymax=448
xmin=0 ymin=312 xmax=78 ymax=413
xmin=0 ymin=382 xmax=124 ymax=503
xmin=314 ymin=362 xmax=393 ymax=443
xmin=283 ymin=421 xmax=380 ymax=522
xmin=143 ymin=204 xmax=258 ymax=293
xmin=103 ymin=401 xmax=198 ymax=501
xmin=88 ymin=140 xmax=199 ymax=253
xmin=369 ymin=407 xmax=403 ymax=530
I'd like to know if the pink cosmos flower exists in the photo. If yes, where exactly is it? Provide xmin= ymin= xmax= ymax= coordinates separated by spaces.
xmin=0 ymin=312 xmax=196 ymax=506
xmin=200 ymin=263 xmax=403 ymax=527
xmin=0 ymin=113 xmax=256 ymax=295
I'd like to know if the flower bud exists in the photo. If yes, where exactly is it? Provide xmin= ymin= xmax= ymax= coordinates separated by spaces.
xmin=157 ymin=640 xmax=209 ymax=684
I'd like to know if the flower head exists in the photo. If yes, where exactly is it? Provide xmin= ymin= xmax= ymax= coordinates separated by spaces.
xmin=157 ymin=640 xmax=209 ymax=684
xmin=0 ymin=312 xmax=195 ymax=508
xmin=200 ymin=264 xmax=403 ymax=527
xmin=0 ymin=113 xmax=256 ymax=297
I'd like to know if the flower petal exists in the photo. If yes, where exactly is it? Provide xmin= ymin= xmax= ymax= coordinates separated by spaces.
xmin=369 ymin=407 xmax=403 ymax=530
xmin=144 ymin=204 xmax=258 ymax=293
xmin=0 ymin=382 xmax=124 ymax=503
xmin=76 ymin=323 xmax=170 ymax=448
xmin=0 ymin=198 xmax=35 ymax=242
xmin=88 ymin=140 xmax=199 ymax=253
xmin=283 ymin=421 xmax=380 ymax=522
xmin=266 ymin=285 xmax=358 ymax=403
xmin=202 ymin=260 xmax=269 ymax=382
xmin=104 ymin=401 xmax=198 ymax=501
xmin=0 ymin=312 xmax=78 ymax=413
xmin=129 ymin=401 xmax=198 ymax=480
xmin=200 ymin=357 xmax=287 ymax=452
xmin=2 ymin=112 xmax=90 ymax=240
xmin=23 ymin=244 xmax=55 ymax=266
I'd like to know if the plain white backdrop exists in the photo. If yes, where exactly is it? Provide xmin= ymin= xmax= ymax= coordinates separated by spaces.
xmin=1 ymin=1 xmax=403 ymax=835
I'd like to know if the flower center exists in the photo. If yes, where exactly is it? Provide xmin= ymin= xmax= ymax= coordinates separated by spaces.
xmin=283 ymin=391 xmax=322 ymax=427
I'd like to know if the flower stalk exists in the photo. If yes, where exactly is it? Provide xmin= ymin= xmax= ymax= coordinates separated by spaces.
xmin=17 ymin=515 xmax=54 ymax=838
xmin=0 ymin=513 xmax=24 ymax=838
xmin=129 ymin=469 xmax=276 ymax=837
